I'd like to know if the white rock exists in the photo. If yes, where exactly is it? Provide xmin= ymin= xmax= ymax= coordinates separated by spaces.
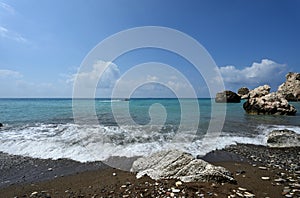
xmin=131 ymin=150 xmax=236 ymax=183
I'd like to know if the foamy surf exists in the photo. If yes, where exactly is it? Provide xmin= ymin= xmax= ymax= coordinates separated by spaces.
xmin=1 ymin=122 xmax=298 ymax=162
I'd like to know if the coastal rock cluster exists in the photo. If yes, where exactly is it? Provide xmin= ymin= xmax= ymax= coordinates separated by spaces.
xmin=277 ymin=72 xmax=300 ymax=101
xmin=216 ymin=72 xmax=299 ymax=115
xmin=243 ymin=85 xmax=297 ymax=115
xmin=131 ymin=150 xmax=236 ymax=184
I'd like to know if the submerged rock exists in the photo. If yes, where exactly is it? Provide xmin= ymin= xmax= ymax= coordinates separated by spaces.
xmin=238 ymin=87 xmax=250 ymax=99
xmin=267 ymin=129 xmax=300 ymax=148
xmin=277 ymin=72 xmax=300 ymax=101
xmin=0 ymin=123 xmax=3 ymax=127
xmin=243 ymin=85 xmax=297 ymax=115
xmin=215 ymin=90 xmax=241 ymax=103
xmin=131 ymin=150 xmax=236 ymax=184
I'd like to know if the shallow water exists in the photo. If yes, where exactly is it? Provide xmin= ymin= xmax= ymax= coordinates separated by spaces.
xmin=0 ymin=98 xmax=299 ymax=162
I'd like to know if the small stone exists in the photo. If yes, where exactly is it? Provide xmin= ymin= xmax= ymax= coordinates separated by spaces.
xmin=259 ymin=166 xmax=267 ymax=170
xmin=261 ymin=177 xmax=270 ymax=180
xmin=172 ymin=188 xmax=180 ymax=193
xmin=236 ymin=192 xmax=244 ymax=197
xmin=293 ymin=183 xmax=300 ymax=188
xmin=121 ymin=185 xmax=127 ymax=188
xmin=170 ymin=192 xmax=175 ymax=197
xmin=274 ymin=178 xmax=285 ymax=183
xmin=244 ymin=191 xmax=255 ymax=197
xmin=30 ymin=192 xmax=38 ymax=197
xmin=112 ymin=172 xmax=116 ymax=176
xmin=175 ymin=181 xmax=182 ymax=187
xmin=47 ymin=168 xmax=53 ymax=171
xmin=238 ymin=187 xmax=247 ymax=191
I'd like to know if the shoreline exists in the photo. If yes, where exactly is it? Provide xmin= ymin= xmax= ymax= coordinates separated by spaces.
xmin=0 ymin=144 xmax=299 ymax=197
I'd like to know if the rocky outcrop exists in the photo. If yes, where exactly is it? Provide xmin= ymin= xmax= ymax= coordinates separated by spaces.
xmin=131 ymin=150 xmax=236 ymax=183
xmin=267 ymin=129 xmax=300 ymax=147
xmin=237 ymin=87 xmax=250 ymax=99
xmin=215 ymin=91 xmax=241 ymax=103
xmin=0 ymin=123 xmax=3 ymax=128
xmin=277 ymin=72 xmax=300 ymax=101
xmin=243 ymin=85 xmax=297 ymax=115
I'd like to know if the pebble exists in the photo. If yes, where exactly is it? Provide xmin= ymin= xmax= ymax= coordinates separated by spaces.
xmin=30 ymin=192 xmax=38 ymax=197
xmin=293 ymin=183 xmax=300 ymax=188
xmin=172 ymin=188 xmax=180 ymax=193
xmin=175 ymin=181 xmax=182 ymax=187
xmin=261 ymin=177 xmax=270 ymax=180
xmin=274 ymin=178 xmax=285 ymax=183
xmin=238 ymin=187 xmax=247 ymax=191
xmin=112 ymin=172 xmax=116 ymax=176
xmin=258 ymin=166 xmax=267 ymax=170
xmin=244 ymin=191 xmax=255 ymax=197
xmin=47 ymin=168 xmax=53 ymax=171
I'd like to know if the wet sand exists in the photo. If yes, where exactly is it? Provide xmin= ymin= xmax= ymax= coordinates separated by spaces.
xmin=0 ymin=144 xmax=299 ymax=197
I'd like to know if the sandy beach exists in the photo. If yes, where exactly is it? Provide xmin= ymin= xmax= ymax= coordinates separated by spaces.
xmin=0 ymin=144 xmax=299 ymax=198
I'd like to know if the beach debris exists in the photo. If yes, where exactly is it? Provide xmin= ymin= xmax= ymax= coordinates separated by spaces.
xmin=131 ymin=149 xmax=236 ymax=183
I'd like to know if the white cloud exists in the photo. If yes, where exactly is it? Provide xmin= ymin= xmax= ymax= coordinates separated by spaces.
xmin=69 ymin=60 xmax=120 ymax=89
xmin=0 ymin=69 xmax=22 ymax=78
xmin=0 ymin=2 xmax=15 ymax=14
xmin=219 ymin=59 xmax=287 ymax=91
xmin=0 ymin=25 xmax=27 ymax=43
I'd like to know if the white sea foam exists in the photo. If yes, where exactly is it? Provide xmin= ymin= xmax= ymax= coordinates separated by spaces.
xmin=0 ymin=123 xmax=299 ymax=163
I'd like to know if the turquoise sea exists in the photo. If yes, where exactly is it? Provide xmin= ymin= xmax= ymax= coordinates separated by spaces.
xmin=0 ymin=98 xmax=299 ymax=162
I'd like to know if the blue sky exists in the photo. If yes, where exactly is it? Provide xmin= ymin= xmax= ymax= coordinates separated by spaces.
xmin=0 ymin=0 xmax=299 ymax=98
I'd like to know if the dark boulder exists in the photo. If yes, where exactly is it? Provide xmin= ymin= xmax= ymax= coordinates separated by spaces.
xmin=0 ymin=123 xmax=3 ymax=127
xmin=267 ymin=129 xmax=300 ymax=147
xmin=237 ymin=87 xmax=250 ymax=99
xmin=215 ymin=91 xmax=241 ymax=103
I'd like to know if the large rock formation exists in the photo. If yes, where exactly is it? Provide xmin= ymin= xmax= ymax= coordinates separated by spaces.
xmin=237 ymin=87 xmax=250 ymax=99
xmin=277 ymin=72 xmax=300 ymax=101
xmin=131 ymin=150 xmax=236 ymax=183
xmin=215 ymin=90 xmax=241 ymax=103
xmin=243 ymin=85 xmax=297 ymax=115
xmin=267 ymin=129 xmax=300 ymax=147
